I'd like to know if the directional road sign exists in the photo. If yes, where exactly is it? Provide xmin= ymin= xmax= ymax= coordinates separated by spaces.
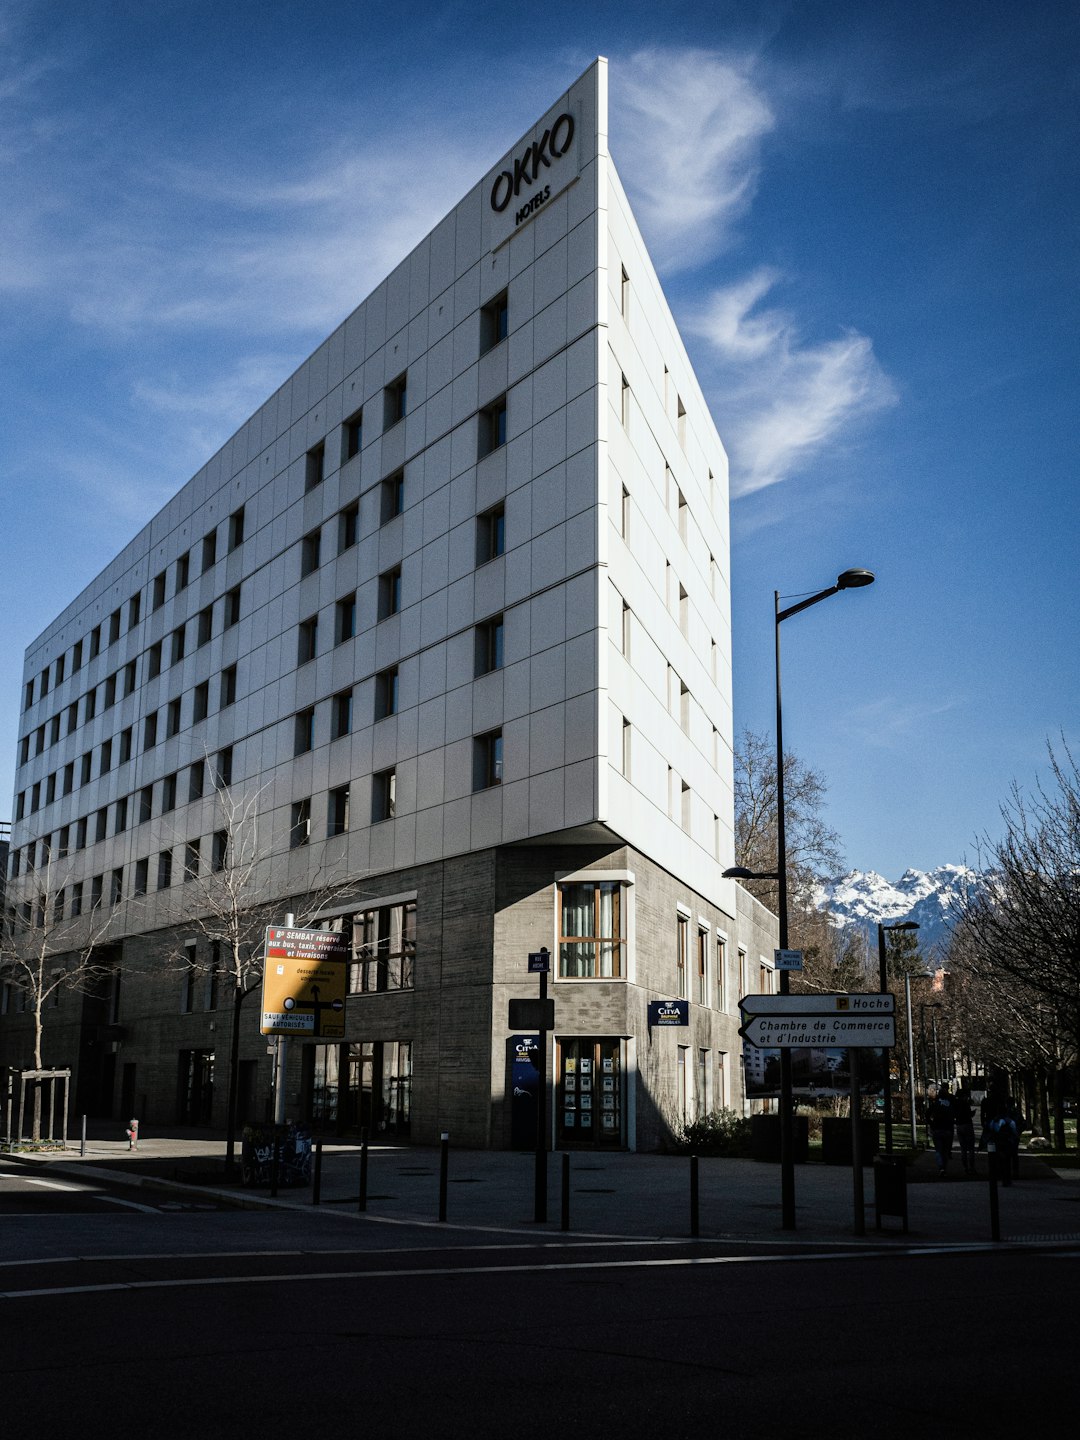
xmin=740 ymin=993 xmax=895 ymax=1016
xmin=261 ymin=925 xmax=350 ymax=1038
xmin=740 ymin=1013 xmax=896 ymax=1048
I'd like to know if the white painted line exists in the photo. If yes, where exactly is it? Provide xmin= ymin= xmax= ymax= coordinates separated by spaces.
xmin=22 ymin=1178 xmax=83 ymax=1192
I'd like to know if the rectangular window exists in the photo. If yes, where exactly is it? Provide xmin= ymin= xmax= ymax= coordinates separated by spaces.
xmin=475 ymin=614 xmax=504 ymax=676
xmin=481 ymin=290 xmax=509 ymax=351
xmin=474 ymin=729 xmax=503 ymax=790
xmin=224 ymin=585 xmax=241 ymax=629
xmin=128 ymin=593 xmax=141 ymax=629
xmin=63 ymin=762 xmax=74 ymax=796
xmin=374 ymin=666 xmax=398 ymax=721
xmin=70 ymin=880 xmax=83 ymax=917
xmin=143 ymin=713 xmax=158 ymax=751
xmin=176 ymin=551 xmax=190 ymax=592
xmin=124 ymin=660 xmax=136 ymax=696
xmin=335 ymin=593 xmax=356 ymax=644
xmin=134 ymin=857 xmax=148 ymax=897
xmin=378 ymin=567 xmax=402 ymax=620
xmin=197 ymin=605 xmax=213 ymax=646
xmin=171 ymin=626 xmax=186 ymax=664
xmin=167 ymin=696 xmax=182 ymax=737
xmin=80 ymin=750 xmax=92 ymax=784
xmin=478 ymin=396 xmax=507 ymax=458
xmin=214 ymin=746 xmax=233 ymax=787
xmin=677 ymin=914 xmax=688 ymax=999
xmin=202 ymin=528 xmax=217 ymax=571
xmin=371 ymin=768 xmax=396 ymax=823
xmin=104 ymin=672 xmax=117 ymax=709
xmin=19 ymin=734 xmax=30 ymax=765
xmin=188 ymin=761 xmax=204 ymax=802
xmin=380 ymin=470 xmax=405 ymax=524
xmin=99 ymin=738 xmax=113 ymax=774
xmin=228 ymin=505 xmax=244 ymax=551
xmin=72 ymin=639 xmax=83 ymax=672
xmin=58 ymin=825 xmax=70 ymax=859
xmin=67 ymin=702 xmax=78 ymax=734
xmin=184 ymin=839 xmax=200 ymax=881
xmin=620 ymin=373 xmax=630 ymax=427
xmin=697 ymin=928 xmax=709 ymax=1007
xmin=193 ymin=680 xmax=209 ymax=723
xmin=305 ymin=440 xmax=326 ymax=491
xmin=343 ymin=409 xmax=363 ymax=462
xmin=384 ymin=372 xmax=407 ymax=427
xmin=716 ymin=937 xmax=727 ymax=1012
xmin=54 ymin=654 xmax=65 ymax=685
xmin=46 ymin=771 xmax=56 ymax=803
xmin=331 ymin=688 xmax=353 ymax=739
xmin=338 ymin=501 xmax=359 ymax=553
xmin=621 ymin=717 xmax=631 ymax=778
xmin=96 ymin=806 xmax=108 ymax=842
xmin=139 ymin=785 xmax=153 ymax=823
xmin=75 ymin=816 xmax=87 ymax=850
xmin=290 ymin=799 xmax=311 ymax=848
xmin=153 ymin=571 xmax=167 ymax=610
xmin=182 ymin=942 xmax=197 ymax=1012
xmin=162 ymin=772 xmax=177 ymax=813
xmin=212 ymin=829 xmax=228 ymax=872
xmin=157 ymin=850 xmax=173 ymax=890
xmin=620 ymin=265 xmax=630 ymax=319
xmin=301 ymin=528 xmax=321 ymax=576
xmin=327 ymin=785 xmax=350 ymax=837
xmin=294 ymin=707 xmax=315 ymax=755
xmin=110 ymin=868 xmax=123 ymax=905
xmin=24 ymin=679 xmax=34 ymax=710
xmin=298 ymin=616 xmax=318 ymax=664
xmin=84 ymin=687 xmax=97 ymax=722
xmin=91 ymin=874 xmax=103 ymax=910
xmin=558 ymin=881 xmax=625 ymax=979
xmin=476 ymin=503 xmax=505 ymax=565
xmin=109 ymin=607 xmax=121 ymax=644
xmin=220 ymin=665 xmax=237 ymax=708
xmin=148 ymin=641 xmax=162 ymax=679
xmin=50 ymin=713 xmax=61 ymax=744
xmin=677 ymin=394 xmax=687 ymax=448
xmin=350 ymin=901 xmax=416 ymax=994
xmin=90 ymin=624 xmax=101 ymax=659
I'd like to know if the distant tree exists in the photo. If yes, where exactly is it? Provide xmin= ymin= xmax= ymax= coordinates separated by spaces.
xmin=1 ymin=854 xmax=116 ymax=1138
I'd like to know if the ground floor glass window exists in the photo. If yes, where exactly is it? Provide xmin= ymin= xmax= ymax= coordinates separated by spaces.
xmin=556 ymin=1037 xmax=623 ymax=1147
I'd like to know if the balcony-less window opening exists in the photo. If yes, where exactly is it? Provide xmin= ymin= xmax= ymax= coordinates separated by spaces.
xmin=298 ymin=616 xmax=318 ymax=664
xmin=476 ymin=503 xmax=505 ymax=565
xmin=148 ymin=641 xmax=162 ymax=679
xmin=85 ymin=687 xmax=98 ymax=722
xmin=75 ymin=816 xmax=87 ymax=850
xmin=475 ymin=614 xmax=504 ymax=676
xmin=128 ymin=593 xmax=141 ymax=629
xmin=380 ymin=470 xmax=404 ymax=523
xmin=202 ymin=529 xmax=217 ymax=571
xmin=46 ymin=772 xmax=56 ymax=803
xmin=109 ymin=608 xmax=121 ymax=644
xmin=677 ymin=914 xmax=688 ymax=999
xmin=35 ymin=723 xmax=45 ymax=754
xmin=157 ymin=850 xmax=172 ymax=890
xmin=371 ymin=768 xmax=396 ymax=823
xmin=338 ymin=501 xmax=358 ymax=554
xmin=67 ymin=702 xmax=78 ymax=734
xmin=189 ymin=761 xmax=204 ymax=803
xmin=481 ymin=290 xmax=509 ymax=352
xmin=384 ymin=372 xmax=407 ymax=428
xmin=290 ymin=798 xmax=311 ymax=848
xmin=374 ymin=666 xmax=398 ymax=721
xmin=193 ymin=680 xmax=209 ymax=723
xmin=478 ymin=396 xmax=507 ymax=459
xmin=620 ymin=265 xmax=629 ymax=319
xmin=143 ymin=713 xmax=158 ymax=750
xmin=80 ymin=750 xmax=92 ymax=784
xmin=15 ymin=791 xmax=25 ymax=820
xmin=301 ymin=528 xmax=321 ymax=576
xmin=621 ymin=716 xmax=631 ymax=777
xmin=95 ymin=807 xmax=108 ymax=842
xmin=167 ymin=696 xmax=182 ymax=737
xmin=224 ymin=585 xmax=241 ymax=629
xmin=100 ymin=738 xmax=113 ymax=774
xmin=19 ymin=733 xmax=30 ymax=764
xmin=153 ymin=571 xmax=167 ymax=610
xmin=139 ymin=785 xmax=153 ymax=823
xmin=72 ymin=639 xmax=83 ymax=672
xmin=335 ymin=593 xmax=356 ymax=645
xmin=327 ymin=785 xmax=350 ymax=837
xmin=110 ymin=868 xmax=123 ymax=906
xmin=343 ymin=409 xmax=363 ymax=463
xmin=63 ymin=761 xmax=74 ymax=795
xmin=677 ymin=394 xmax=687 ymax=448
xmin=162 ymin=773 xmax=177 ymax=813
xmin=104 ymin=673 xmax=117 ymax=709
xmin=306 ymin=441 xmax=326 ymax=491
xmin=558 ymin=880 xmax=625 ymax=979
xmin=474 ymin=729 xmax=503 ymax=790
xmin=114 ymin=796 xmax=127 ymax=835
xmin=378 ymin=567 xmax=401 ymax=620
xmin=331 ymin=688 xmax=352 ymax=739
xmin=220 ymin=664 xmax=237 ymax=708
xmin=697 ymin=927 xmax=709 ymax=1006
xmin=171 ymin=626 xmax=185 ymax=664
xmin=134 ymin=858 xmax=148 ymax=898
xmin=89 ymin=625 xmax=101 ymax=659
xmin=214 ymin=746 xmax=233 ymax=788
xmin=30 ymin=781 xmax=40 ymax=812
xmin=184 ymin=840 xmax=200 ymax=881
xmin=124 ymin=660 xmax=136 ymax=696
xmin=176 ymin=551 xmax=190 ymax=592
xmin=350 ymin=901 xmax=416 ymax=993
xmin=50 ymin=713 xmax=61 ymax=744
xmin=24 ymin=679 xmax=33 ymax=711
xmin=55 ymin=654 xmax=65 ymax=685
xmin=119 ymin=726 xmax=132 ymax=763
xmin=212 ymin=829 xmax=228 ymax=872
xmin=198 ymin=605 xmax=213 ymax=646
xmin=294 ymin=707 xmax=315 ymax=756
xmin=228 ymin=505 xmax=244 ymax=551
xmin=620 ymin=373 xmax=630 ymax=427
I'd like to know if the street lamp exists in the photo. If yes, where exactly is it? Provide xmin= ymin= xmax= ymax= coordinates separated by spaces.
xmin=877 ymin=920 xmax=919 ymax=1152
xmin=727 ymin=567 xmax=875 ymax=1232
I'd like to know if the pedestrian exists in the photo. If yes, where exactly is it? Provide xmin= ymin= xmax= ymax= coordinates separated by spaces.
xmin=926 ymin=1082 xmax=956 ymax=1177
xmin=953 ymin=1085 xmax=976 ymax=1176
xmin=982 ymin=1087 xmax=1023 ymax=1185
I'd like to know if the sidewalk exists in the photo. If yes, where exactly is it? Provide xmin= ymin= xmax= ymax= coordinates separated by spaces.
xmin=9 ymin=1129 xmax=1080 ymax=1248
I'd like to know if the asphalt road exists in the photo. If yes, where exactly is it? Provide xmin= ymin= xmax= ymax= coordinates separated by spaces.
xmin=1 ymin=1160 xmax=1075 ymax=1438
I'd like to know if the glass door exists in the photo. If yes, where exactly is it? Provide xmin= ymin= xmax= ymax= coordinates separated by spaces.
xmin=557 ymin=1038 xmax=623 ymax=1147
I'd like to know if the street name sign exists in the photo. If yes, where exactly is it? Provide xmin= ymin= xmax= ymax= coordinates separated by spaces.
xmin=261 ymin=926 xmax=350 ymax=1038
xmin=773 ymin=949 xmax=804 ymax=971
xmin=741 ymin=1014 xmax=896 ymax=1048
xmin=740 ymin=993 xmax=895 ymax=1016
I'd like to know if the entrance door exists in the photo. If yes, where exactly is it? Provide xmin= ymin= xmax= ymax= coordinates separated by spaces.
xmin=177 ymin=1049 xmax=215 ymax=1126
xmin=556 ymin=1038 xmax=623 ymax=1147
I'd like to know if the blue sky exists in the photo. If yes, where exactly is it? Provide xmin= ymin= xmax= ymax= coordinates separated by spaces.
xmin=2 ymin=0 xmax=1077 ymax=879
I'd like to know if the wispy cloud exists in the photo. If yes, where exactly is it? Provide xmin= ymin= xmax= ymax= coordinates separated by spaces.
xmin=612 ymin=48 xmax=774 ymax=272
xmin=841 ymin=695 xmax=962 ymax=749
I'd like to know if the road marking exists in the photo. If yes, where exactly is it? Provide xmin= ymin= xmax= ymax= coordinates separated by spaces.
xmin=21 ymin=1178 xmax=83 ymax=1192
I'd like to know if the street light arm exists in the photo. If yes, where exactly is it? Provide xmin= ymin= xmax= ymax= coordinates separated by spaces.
xmin=776 ymin=584 xmax=843 ymax=625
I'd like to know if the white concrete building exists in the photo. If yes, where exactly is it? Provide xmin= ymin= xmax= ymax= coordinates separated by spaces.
xmin=4 ymin=60 xmax=776 ymax=1151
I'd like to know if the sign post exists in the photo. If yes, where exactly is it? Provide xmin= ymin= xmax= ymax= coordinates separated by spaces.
xmin=261 ymin=918 xmax=349 ymax=1125
xmin=527 ymin=948 xmax=551 ymax=1222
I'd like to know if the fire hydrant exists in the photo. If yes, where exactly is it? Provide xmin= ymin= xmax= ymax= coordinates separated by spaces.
xmin=127 ymin=1118 xmax=139 ymax=1151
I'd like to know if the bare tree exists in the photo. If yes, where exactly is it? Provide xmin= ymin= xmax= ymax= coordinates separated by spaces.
xmin=1 ymin=853 xmax=116 ymax=1138
xmin=168 ymin=777 xmax=368 ymax=1174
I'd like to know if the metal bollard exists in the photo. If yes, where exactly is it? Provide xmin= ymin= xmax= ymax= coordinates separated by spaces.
xmin=358 ymin=1127 xmax=369 ymax=1213
xmin=690 ymin=1154 xmax=700 ymax=1238
xmin=438 ymin=1131 xmax=449 ymax=1222
xmin=988 ymin=1141 xmax=1001 ymax=1242
xmin=312 ymin=1137 xmax=323 ymax=1206
xmin=80 ymin=1113 xmax=87 ymax=1158
xmin=561 ymin=1152 xmax=570 ymax=1232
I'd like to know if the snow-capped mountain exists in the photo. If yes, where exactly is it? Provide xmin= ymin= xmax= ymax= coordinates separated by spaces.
xmin=814 ymin=865 xmax=979 ymax=958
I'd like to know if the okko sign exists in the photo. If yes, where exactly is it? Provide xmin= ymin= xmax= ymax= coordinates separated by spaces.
xmin=487 ymin=110 xmax=578 ymax=249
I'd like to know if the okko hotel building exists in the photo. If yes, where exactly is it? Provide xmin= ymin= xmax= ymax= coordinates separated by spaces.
xmin=4 ymin=60 xmax=777 ymax=1152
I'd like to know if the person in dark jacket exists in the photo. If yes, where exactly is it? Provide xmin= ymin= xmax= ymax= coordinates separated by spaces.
xmin=926 ymin=1083 xmax=956 ymax=1176
xmin=953 ymin=1085 xmax=977 ymax=1176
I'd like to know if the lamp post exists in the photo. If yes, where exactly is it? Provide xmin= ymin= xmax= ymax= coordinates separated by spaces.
xmin=877 ymin=920 xmax=919 ymax=1151
xmin=726 ymin=567 xmax=875 ymax=1231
